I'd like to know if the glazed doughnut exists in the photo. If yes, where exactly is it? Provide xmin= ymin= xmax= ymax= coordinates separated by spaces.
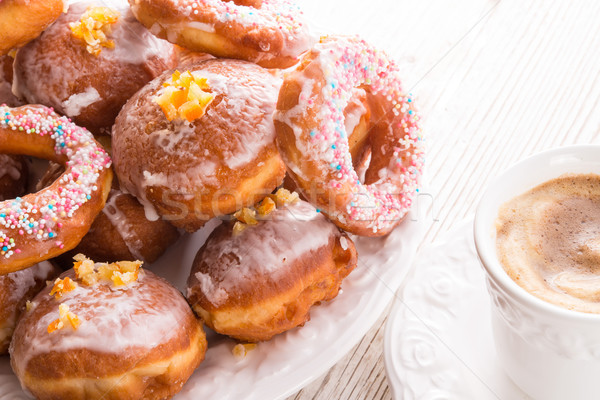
xmin=0 ymin=105 xmax=112 ymax=274
xmin=10 ymin=257 xmax=207 ymax=400
xmin=113 ymin=59 xmax=286 ymax=231
xmin=35 ymin=162 xmax=180 ymax=264
xmin=0 ymin=261 xmax=59 ymax=354
xmin=274 ymin=36 xmax=424 ymax=236
xmin=64 ymin=184 xmax=181 ymax=264
xmin=0 ymin=154 xmax=28 ymax=201
xmin=13 ymin=1 xmax=177 ymax=135
xmin=0 ymin=0 xmax=64 ymax=55
xmin=128 ymin=0 xmax=313 ymax=68
xmin=282 ymin=87 xmax=372 ymax=193
xmin=0 ymin=55 xmax=23 ymax=107
xmin=186 ymin=190 xmax=357 ymax=342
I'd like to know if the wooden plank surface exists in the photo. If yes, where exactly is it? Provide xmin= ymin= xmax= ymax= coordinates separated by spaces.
xmin=290 ymin=0 xmax=600 ymax=398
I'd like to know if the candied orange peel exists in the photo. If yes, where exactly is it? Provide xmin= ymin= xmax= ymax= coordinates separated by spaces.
xmin=73 ymin=254 xmax=142 ymax=287
xmin=155 ymin=70 xmax=215 ymax=122
xmin=271 ymin=188 xmax=300 ymax=207
xmin=49 ymin=277 xmax=78 ymax=299
xmin=231 ymin=189 xmax=300 ymax=235
xmin=48 ymin=304 xmax=81 ymax=333
xmin=255 ymin=196 xmax=276 ymax=217
xmin=234 ymin=208 xmax=258 ymax=225
xmin=232 ymin=343 xmax=257 ymax=359
xmin=70 ymin=6 xmax=120 ymax=56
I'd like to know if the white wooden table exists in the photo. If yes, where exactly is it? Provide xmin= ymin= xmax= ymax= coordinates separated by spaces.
xmin=290 ymin=0 xmax=600 ymax=398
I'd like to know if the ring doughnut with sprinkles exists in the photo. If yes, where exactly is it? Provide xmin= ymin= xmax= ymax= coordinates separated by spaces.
xmin=0 ymin=105 xmax=112 ymax=274
xmin=128 ymin=0 xmax=313 ymax=68
xmin=275 ymin=36 xmax=424 ymax=236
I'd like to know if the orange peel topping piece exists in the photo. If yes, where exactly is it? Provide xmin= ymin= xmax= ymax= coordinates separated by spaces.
xmin=234 ymin=208 xmax=258 ymax=225
xmin=70 ymin=7 xmax=120 ymax=56
xmin=72 ymin=254 xmax=142 ymax=287
xmin=48 ymin=304 xmax=81 ymax=333
xmin=272 ymin=188 xmax=300 ymax=207
xmin=74 ymin=253 xmax=99 ymax=286
xmin=49 ymin=277 xmax=78 ymax=299
xmin=155 ymin=70 xmax=215 ymax=122
xmin=256 ymin=196 xmax=276 ymax=217
xmin=232 ymin=221 xmax=247 ymax=236
xmin=232 ymin=343 xmax=257 ymax=359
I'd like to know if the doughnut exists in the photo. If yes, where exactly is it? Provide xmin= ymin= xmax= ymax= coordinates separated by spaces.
xmin=0 ymin=261 xmax=59 ymax=354
xmin=112 ymin=59 xmax=286 ymax=232
xmin=0 ymin=154 xmax=28 ymax=201
xmin=63 ymin=183 xmax=181 ymax=264
xmin=0 ymin=105 xmax=113 ymax=274
xmin=128 ymin=0 xmax=313 ymax=68
xmin=186 ymin=189 xmax=357 ymax=342
xmin=35 ymin=162 xmax=180 ymax=264
xmin=0 ymin=0 xmax=64 ymax=55
xmin=274 ymin=36 xmax=424 ymax=236
xmin=13 ymin=1 xmax=178 ymax=135
xmin=10 ymin=256 xmax=207 ymax=400
xmin=0 ymin=55 xmax=23 ymax=107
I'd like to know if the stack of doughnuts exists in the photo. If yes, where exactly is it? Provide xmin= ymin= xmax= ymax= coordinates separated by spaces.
xmin=0 ymin=0 xmax=424 ymax=398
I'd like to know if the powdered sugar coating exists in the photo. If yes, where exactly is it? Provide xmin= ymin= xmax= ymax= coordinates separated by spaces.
xmin=275 ymin=36 xmax=424 ymax=234
xmin=0 ymin=105 xmax=111 ymax=259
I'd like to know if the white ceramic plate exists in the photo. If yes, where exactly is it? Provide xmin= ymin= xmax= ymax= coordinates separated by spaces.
xmin=384 ymin=219 xmax=532 ymax=400
xmin=0 ymin=1 xmax=428 ymax=397
xmin=0 ymin=210 xmax=425 ymax=400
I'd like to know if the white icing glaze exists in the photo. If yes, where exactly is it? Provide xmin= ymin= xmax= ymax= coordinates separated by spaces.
xmin=11 ymin=268 xmax=190 ymax=375
xmin=138 ymin=0 xmax=313 ymax=61
xmin=114 ymin=60 xmax=281 ymax=212
xmin=2 ymin=261 xmax=55 ymax=304
xmin=61 ymin=87 xmax=100 ymax=117
xmin=186 ymin=21 xmax=216 ymax=33
xmin=12 ymin=0 xmax=174 ymax=117
xmin=0 ymin=154 xmax=21 ymax=181
xmin=154 ymin=68 xmax=281 ymax=169
xmin=189 ymin=201 xmax=341 ymax=306
xmin=339 ymin=236 xmax=349 ymax=251
xmin=344 ymin=90 xmax=367 ymax=136
xmin=101 ymin=189 xmax=145 ymax=260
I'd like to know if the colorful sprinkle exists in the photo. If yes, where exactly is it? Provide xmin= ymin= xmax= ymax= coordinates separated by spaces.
xmin=0 ymin=106 xmax=111 ymax=260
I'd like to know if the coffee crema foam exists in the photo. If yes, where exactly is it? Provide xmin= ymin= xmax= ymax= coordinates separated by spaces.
xmin=496 ymin=174 xmax=600 ymax=313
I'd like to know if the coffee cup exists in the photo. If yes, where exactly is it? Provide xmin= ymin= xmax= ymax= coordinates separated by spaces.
xmin=474 ymin=145 xmax=600 ymax=400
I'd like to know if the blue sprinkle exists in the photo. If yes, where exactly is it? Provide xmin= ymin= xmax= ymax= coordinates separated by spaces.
xmin=48 ymin=232 xmax=54 ymax=238
xmin=408 ymin=110 xmax=413 ymax=115
xmin=316 ymin=209 xmax=321 ymax=213
xmin=29 ymin=223 xmax=34 ymax=228
xmin=331 ymin=144 xmax=336 ymax=149
xmin=336 ymin=165 xmax=342 ymax=170
xmin=2 ymin=247 xmax=6 ymax=252
xmin=416 ymin=188 xmax=420 ymax=193
xmin=310 ymin=130 xmax=316 ymax=137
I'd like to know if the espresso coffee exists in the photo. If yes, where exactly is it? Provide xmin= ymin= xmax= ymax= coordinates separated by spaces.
xmin=496 ymin=174 xmax=600 ymax=313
